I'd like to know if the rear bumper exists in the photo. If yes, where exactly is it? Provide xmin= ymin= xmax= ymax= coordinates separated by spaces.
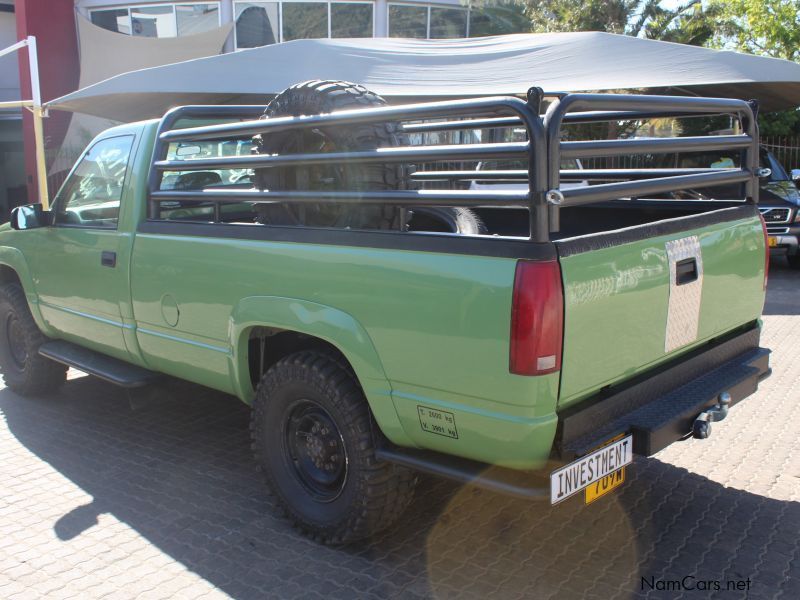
xmin=555 ymin=325 xmax=770 ymax=460
xmin=767 ymin=223 xmax=799 ymax=256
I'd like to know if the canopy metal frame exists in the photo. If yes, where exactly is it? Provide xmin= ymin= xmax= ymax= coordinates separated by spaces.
xmin=0 ymin=36 xmax=49 ymax=208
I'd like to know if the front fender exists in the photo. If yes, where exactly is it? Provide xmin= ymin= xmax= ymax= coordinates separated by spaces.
xmin=0 ymin=246 xmax=53 ymax=336
xmin=228 ymin=296 xmax=412 ymax=446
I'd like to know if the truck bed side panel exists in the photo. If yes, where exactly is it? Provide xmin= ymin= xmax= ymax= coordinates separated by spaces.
xmin=130 ymin=232 xmax=559 ymax=468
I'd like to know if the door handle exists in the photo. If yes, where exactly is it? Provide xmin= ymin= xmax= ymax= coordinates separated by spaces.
xmin=101 ymin=251 xmax=117 ymax=268
xmin=675 ymin=257 xmax=698 ymax=285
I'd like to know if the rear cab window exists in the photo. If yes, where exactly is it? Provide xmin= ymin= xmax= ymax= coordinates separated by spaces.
xmin=157 ymin=139 xmax=258 ymax=223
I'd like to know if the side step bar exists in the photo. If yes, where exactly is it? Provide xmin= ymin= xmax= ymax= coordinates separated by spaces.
xmin=376 ymin=443 xmax=549 ymax=500
xmin=39 ymin=340 xmax=161 ymax=388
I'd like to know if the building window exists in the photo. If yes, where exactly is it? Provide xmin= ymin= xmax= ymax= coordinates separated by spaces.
xmin=388 ymin=4 xmax=428 ymax=39
xmin=176 ymin=3 xmax=221 ymax=36
xmin=389 ymin=3 xmax=469 ymax=40
xmin=131 ymin=5 xmax=176 ymax=37
xmin=233 ymin=1 xmax=374 ymax=48
xmin=90 ymin=8 xmax=132 ymax=35
xmin=235 ymin=2 xmax=280 ymax=47
xmin=282 ymin=2 xmax=328 ymax=41
xmin=331 ymin=3 xmax=373 ymax=38
xmin=90 ymin=3 xmax=221 ymax=38
xmin=429 ymin=7 xmax=466 ymax=39
xmin=468 ymin=3 xmax=529 ymax=37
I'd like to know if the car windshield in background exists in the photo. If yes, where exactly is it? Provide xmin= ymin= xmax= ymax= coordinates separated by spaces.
xmin=162 ymin=139 xmax=254 ymax=190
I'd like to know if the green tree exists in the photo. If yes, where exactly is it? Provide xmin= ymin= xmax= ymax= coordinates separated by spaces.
xmin=712 ymin=1 xmax=800 ymax=136
xmin=715 ymin=0 xmax=800 ymax=61
xmin=522 ymin=0 xmax=721 ymax=46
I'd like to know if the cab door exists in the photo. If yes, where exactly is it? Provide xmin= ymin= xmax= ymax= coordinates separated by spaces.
xmin=31 ymin=135 xmax=135 ymax=361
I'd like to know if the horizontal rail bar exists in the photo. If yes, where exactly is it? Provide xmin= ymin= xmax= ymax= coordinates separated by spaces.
xmin=560 ymin=168 xmax=737 ymax=181
xmin=411 ymin=168 xmax=738 ymax=182
xmin=560 ymin=135 xmax=752 ymax=159
xmin=401 ymin=111 xmax=730 ymax=134
xmin=402 ymin=117 xmax=521 ymax=133
xmin=155 ymin=142 xmax=528 ymax=171
xmin=151 ymin=188 xmax=531 ymax=207
xmin=548 ymin=93 xmax=753 ymax=117
xmin=557 ymin=170 xmax=751 ymax=206
xmin=160 ymin=96 xmax=534 ymax=143
xmin=410 ymin=170 xmax=528 ymax=181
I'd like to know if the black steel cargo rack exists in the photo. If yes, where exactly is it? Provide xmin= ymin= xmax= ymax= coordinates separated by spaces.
xmin=147 ymin=88 xmax=760 ymax=243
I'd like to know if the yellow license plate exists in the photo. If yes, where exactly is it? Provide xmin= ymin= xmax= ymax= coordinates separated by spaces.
xmin=585 ymin=468 xmax=625 ymax=504
xmin=768 ymin=236 xmax=778 ymax=247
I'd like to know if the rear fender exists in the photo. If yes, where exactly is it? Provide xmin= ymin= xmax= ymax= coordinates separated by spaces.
xmin=228 ymin=296 xmax=412 ymax=446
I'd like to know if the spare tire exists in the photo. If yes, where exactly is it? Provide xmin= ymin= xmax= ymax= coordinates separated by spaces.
xmin=253 ymin=80 xmax=483 ymax=234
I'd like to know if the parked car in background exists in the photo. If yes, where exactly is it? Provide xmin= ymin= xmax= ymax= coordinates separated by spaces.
xmin=659 ymin=147 xmax=799 ymax=268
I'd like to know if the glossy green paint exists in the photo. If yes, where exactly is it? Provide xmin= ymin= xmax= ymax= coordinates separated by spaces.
xmin=556 ymin=215 xmax=766 ymax=408
xmin=128 ymin=231 xmax=561 ymax=468
xmin=0 ymin=117 xmax=768 ymax=471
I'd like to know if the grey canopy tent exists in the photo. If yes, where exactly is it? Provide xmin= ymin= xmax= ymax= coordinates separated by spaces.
xmin=48 ymin=32 xmax=800 ymax=122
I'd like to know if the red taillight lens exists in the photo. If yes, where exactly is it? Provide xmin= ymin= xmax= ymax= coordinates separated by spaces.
xmin=509 ymin=259 xmax=564 ymax=376
xmin=758 ymin=214 xmax=769 ymax=291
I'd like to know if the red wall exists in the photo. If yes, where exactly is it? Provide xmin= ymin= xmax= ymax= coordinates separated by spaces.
xmin=15 ymin=0 xmax=80 ymax=203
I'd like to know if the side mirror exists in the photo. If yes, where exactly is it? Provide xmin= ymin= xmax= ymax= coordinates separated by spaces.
xmin=10 ymin=204 xmax=51 ymax=230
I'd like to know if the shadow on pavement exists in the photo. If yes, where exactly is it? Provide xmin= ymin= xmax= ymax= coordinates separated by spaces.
xmin=1 ymin=374 xmax=797 ymax=600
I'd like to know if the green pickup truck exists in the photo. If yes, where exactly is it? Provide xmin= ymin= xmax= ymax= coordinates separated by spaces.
xmin=0 ymin=81 xmax=771 ymax=543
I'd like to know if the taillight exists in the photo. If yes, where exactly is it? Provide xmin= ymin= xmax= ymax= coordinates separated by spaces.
xmin=758 ymin=214 xmax=769 ymax=291
xmin=509 ymin=259 xmax=564 ymax=376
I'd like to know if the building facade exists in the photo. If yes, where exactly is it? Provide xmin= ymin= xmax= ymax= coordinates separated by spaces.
xmin=2 ymin=0 xmax=526 ymax=211
xmin=77 ymin=0 xmax=527 ymax=48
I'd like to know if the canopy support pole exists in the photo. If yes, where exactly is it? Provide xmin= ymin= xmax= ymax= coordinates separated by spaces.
xmin=0 ymin=36 xmax=49 ymax=209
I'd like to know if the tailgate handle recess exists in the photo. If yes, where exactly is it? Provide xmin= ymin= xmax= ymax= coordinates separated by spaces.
xmin=675 ymin=257 xmax=698 ymax=285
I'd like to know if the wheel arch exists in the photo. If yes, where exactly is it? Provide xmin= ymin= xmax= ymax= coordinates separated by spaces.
xmin=0 ymin=247 xmax=52 ymax=336
xmin=228 ymin=296 xmax=412 ymax=446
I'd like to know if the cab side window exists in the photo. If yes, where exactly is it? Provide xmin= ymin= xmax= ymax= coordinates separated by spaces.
xmin=54 ymin=135 xmax=134 ymax=228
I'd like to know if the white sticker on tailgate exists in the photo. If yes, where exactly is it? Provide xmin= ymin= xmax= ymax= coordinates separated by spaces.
xmin=550 ymin=435 xmax=633 ymax=504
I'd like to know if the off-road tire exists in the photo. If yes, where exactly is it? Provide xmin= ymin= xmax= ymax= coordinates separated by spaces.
xmin=787 ymin=253 xmax=800 ymax=269
xmin=0 ymin=283 xmax=66 ymax=396
xmin=254 ymin=79 xmax=483 ymax=234
xmin=408 ymin=206 xmax=487 ymax=235
xmin=250 ymin=350 xmax=416 ymax=544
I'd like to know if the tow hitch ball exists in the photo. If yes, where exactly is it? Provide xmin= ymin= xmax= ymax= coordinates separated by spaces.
xmin=692 ymin=392 xmax=732 ymax=439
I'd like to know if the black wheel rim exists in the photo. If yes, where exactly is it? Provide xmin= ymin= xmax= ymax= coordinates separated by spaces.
xmin=5 ymin=314 xmax=27 ymax=369
xmin=283 ymin=399 xmax=348 ymax=502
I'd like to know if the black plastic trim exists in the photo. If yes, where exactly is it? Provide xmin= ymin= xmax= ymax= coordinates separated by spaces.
xmin=556 ymin=324 xmax=770 ymax=459
xmin=137 ymin=220 xmax=558 ymax=260
xmin=39 ymin=340 xmax=161 ymax=388
xmin=555 ymin=204 xmax=758 ymax=258
xmin=375 ymin=443 xmax=549 ymax=500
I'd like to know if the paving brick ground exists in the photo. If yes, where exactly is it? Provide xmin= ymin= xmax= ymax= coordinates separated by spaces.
xmin=1 ymin=262 xmax=798 ymax=600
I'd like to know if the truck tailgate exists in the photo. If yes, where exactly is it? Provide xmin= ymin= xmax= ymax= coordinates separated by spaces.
xmin=556 ymin=205 xmax=766 ymax=409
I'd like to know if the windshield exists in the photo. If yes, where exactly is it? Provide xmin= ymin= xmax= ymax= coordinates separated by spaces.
xmin=761 ymin=149 xmax=790 ymax=181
